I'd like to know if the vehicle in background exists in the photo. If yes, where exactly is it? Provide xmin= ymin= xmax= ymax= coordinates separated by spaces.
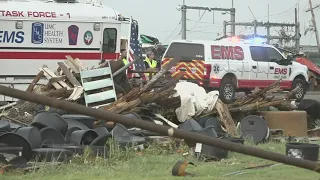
xmin=0 ymin=0 xmax=129 ymax=102
xmin=162 ymin=37 xmax=308 ymax=103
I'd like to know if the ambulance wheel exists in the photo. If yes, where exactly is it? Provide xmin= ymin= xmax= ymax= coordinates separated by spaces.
xmin=291 ymin=78 xmax=306 ymax=102
xmin=219 ymin=78 xmax=236 ymax=104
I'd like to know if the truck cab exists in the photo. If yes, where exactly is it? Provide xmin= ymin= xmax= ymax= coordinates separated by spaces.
xmin=162 ymin=37 xmax=309 ymax=103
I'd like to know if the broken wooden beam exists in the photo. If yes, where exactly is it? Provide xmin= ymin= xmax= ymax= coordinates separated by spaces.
xmin=48 ymin=76 xmax=67 ymax=84
xmin=26 ymin=71 xmax=44 ymax=92
xmin=57 ymin=62 xmax=81 ymax=87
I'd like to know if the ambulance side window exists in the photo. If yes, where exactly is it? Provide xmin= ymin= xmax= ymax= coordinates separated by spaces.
xmin=164 ymin=42 xmax=205 ymax=61
xmin=103 ymin=28 xmax=117 ymax=53
xmin=266 ymin=47 xmax=284 ymax=62
xmin=250 ymin=46 xmax=268 ymax=62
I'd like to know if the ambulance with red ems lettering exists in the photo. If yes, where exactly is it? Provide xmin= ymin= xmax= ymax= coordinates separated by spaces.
xmin=162 ymin=37 xmax=309 ymax=103
xmin=0 ymin=0 xmax=126 ymax=102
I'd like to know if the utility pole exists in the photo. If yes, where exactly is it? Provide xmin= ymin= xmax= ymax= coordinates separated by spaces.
xmin=221 ymin=10 xmax=301 ymax=53
xmin=306 ymin=0 xmax=320 ymax=53
xmin=178 ymin=4 xmax=236 ymax=40
xmin=181 ymin=0 xmax=187 ymax=40
xmin=295 ymin=8 xmax=300 ymax=53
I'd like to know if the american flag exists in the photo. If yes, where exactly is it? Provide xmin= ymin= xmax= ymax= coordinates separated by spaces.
xmin=127 ymin=19 xmax=147 ymax=80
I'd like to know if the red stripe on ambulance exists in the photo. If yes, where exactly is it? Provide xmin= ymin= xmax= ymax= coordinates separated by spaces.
xmin=0 ymin=52 xmax=119 ymax=60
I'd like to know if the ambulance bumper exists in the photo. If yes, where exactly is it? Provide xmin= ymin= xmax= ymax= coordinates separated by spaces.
xmin=181 ymin=79 xmax=221 ymax=88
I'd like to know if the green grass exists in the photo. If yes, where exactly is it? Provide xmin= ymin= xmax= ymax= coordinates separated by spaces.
xmin=1 ymin=140 xmax=320 ymax=180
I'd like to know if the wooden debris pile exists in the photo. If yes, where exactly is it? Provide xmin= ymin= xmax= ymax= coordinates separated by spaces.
xmin=97 ymin=57 xmax=182 ymax=115
xmin=1 ymin=56 xmax=181 ymax=126
xmin=228 ymin=80 xmax=298 ymax=113
xmin=197 ymin=80 xmax=299 ymax=137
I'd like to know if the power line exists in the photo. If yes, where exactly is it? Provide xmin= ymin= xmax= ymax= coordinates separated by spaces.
xmin=163 ymin=20 xmax=181 ymax=44
xmin=189 ymin=10 xmax=207 ymax=31
xmin=173 ymin=30 xmax=181 ymax=40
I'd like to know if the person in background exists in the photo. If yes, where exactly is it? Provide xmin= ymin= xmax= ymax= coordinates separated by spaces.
xmin=119 ymin=49 xmax=128 ymax=65
xmin=99 ymin=49 xmax=128 ymax=68
xmin=144 ymin=50 xmax=159 ymax=70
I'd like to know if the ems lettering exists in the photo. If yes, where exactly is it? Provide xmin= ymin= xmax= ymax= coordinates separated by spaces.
xmin=0 ymin=31 xmax=24 ymax=43
xmin=0 ymin=10 xmax=24 ymax=17
xmin=274 ymin=68 xmax=288 ymax=75
xmin=211 ymin=45 xmax=244 ymax=60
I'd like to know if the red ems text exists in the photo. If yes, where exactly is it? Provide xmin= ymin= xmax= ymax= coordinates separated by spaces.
xmin=274 ymin=68 xmax=288 ymax=75
xmin=0 ymin=10 xmax=57 ymax=18
xmin=211 ymin=45 xmax=244 ymax=60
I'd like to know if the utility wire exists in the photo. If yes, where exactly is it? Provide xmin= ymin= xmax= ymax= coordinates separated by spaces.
xmin=189 ymin=10 xmax=207 ymax=31
xmin=163 ymin=20 xmax=181 ymax=44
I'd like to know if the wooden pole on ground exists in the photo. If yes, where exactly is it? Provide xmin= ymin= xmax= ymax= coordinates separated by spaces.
xmin=0 ymin=85 xmax=319 ymax=173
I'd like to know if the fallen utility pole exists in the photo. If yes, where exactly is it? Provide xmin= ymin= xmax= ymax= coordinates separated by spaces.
xmin=306 ymin=0 xmax=320 ymax=53
xmin=0 ymin=86 xmax=319 ymax=173
xmin=178 ymin=2 xmax=236 ymax=39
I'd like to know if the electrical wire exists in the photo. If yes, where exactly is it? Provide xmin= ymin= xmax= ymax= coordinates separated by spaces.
xmin=173 ymin=30 xmax=181 ymax=40
xmin=187 ymin=1 xmax=306 ymax=25
xmin=189 ymin=10 xmax=207 ymax=31
xmin=166 ymin=0 xmax=306 ymax=41
xmin=163 ymin=20 xmax=181 ymax=44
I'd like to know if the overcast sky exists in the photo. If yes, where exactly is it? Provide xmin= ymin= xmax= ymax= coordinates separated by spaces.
xmin=106 ymin=0 xmax=320 ymax=46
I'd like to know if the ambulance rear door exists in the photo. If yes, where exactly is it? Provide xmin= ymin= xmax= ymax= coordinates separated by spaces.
xmin=101 ymin=23 xmax=120 ymax=60
xmin=162 ymin=42 xmax=205 ymax=81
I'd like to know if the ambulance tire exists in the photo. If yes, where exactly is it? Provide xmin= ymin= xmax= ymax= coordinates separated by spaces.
xmin=219 ymin=78 xmax=236 ymax=104
xmin=291 ymin=78 xmax=306 ymax=102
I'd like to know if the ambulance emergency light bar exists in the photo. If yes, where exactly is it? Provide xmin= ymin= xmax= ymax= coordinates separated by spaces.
xmin=227 ymin=36 xmax=267 ymax=44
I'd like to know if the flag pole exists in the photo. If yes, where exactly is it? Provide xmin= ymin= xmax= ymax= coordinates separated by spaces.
xmin=126 ymin=17 xmax=133 ymax=63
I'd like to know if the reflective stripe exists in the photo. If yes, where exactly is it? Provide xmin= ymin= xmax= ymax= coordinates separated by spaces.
xmin=144 ymin=58 xmax=157 ymax=68
xmin=144 ymin=58 xmax=157 ymax=76
xmin=123 ymin=58 xmax=128 ymax=65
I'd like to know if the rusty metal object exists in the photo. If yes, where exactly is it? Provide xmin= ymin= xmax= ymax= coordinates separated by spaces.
xmin=0 ymin=85 xmax=319 ymax=173
xmin=261 ymin=111 xmax=308 ymax=137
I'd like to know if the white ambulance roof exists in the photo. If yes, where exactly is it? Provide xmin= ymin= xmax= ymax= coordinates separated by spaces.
xmin=170 ymin=39 xmax=275 ymax=48
xmin=0 ymin=0 xmax=121 ymax=22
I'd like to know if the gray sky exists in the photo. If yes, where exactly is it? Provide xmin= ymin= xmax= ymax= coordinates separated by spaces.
xmin=106 ymin=0 xmax=320 ymax=45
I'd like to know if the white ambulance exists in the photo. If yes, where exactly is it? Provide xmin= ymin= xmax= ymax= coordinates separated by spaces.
xmin=162 ymin=37 xmax=309 ymax=103
xmin=0 ymin=0 xmax=127 ymax=102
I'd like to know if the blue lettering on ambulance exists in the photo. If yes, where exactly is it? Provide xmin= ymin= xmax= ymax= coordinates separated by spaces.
xmin=0 ymin=31 xmax=25 ymax=43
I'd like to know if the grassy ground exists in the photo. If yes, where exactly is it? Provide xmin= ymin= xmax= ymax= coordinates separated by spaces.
xmin=1 ymin=140 xmax=320 ymax=180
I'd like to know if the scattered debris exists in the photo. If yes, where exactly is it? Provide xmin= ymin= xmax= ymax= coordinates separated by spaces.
xmin=223 ymin=163 xmax=282 ymax=176
xmin=0 ymin=55 xmax=320 ymax=175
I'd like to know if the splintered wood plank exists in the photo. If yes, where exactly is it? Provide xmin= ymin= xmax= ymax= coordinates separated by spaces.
xmin=66 ymin=55 xmax=84 ymax=72
xmin=42 ymin=67 xmax=71 ymax=90
xmin=58 ymin=62 xmax=81 ymax=86
xmin=39 ymin=68 xmax=62 ymax=90
xmin=26 ymin=70 xmax=44 ymax=92
xmin=66 ymin=86 xmax=84 ymax=101
xmin=65 ymin=55 xmax=80 ymax=73
xmin=49 ymin=76 xmax=67 ymax=84
xmin=74 ymin=58 xmax=86 ymax=70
